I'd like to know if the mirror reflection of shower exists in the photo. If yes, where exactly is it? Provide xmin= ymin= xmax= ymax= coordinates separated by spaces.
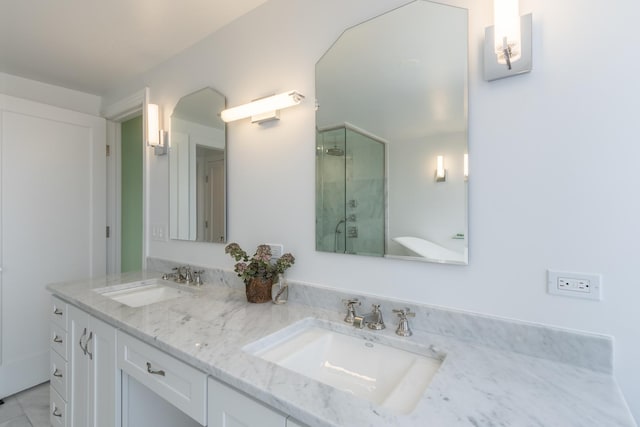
xmin=316 ymin=124 xmax=386 ymax=256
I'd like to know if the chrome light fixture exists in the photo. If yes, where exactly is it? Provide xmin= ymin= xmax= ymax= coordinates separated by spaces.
xmin=435 ymin=155 xmax=446 ymax=182
xmin=484 ymin=0 xmax=532 ymax=81
xmin=147 ymin=103 xmax=167 ymax=155
xmin=220 ymin=90 xmax=305 ymax=124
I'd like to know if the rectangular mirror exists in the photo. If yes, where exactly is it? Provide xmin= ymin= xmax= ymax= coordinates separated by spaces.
xmin=315 ymin=0 xmax=468 ymax=264
xmin=170 ymin=87 xmax=227 ymax=243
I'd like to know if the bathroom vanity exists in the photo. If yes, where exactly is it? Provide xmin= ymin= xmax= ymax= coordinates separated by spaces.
xmin=47 ymin=268 xmax=636 ymax=427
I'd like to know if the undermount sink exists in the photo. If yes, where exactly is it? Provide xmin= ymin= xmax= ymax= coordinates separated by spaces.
xmin=94 ymin=278 xmax=192 ymax=308
xmin=245 ymin=321 xmax=444 ymax=415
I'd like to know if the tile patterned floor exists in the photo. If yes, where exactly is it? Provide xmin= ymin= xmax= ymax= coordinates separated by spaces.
xmin=0 ymin=383 xmax=50 ymax=427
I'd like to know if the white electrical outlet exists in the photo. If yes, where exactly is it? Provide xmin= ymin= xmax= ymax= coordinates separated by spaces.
xmin=547 ymin=270 xmax=602 ymax=301
xmin=266 ymin=243 xmax=284 ymax=259
xmin=151 ymin=224 xmax=167 ymax=242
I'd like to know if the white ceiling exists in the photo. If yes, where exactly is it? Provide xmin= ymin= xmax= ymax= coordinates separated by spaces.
xmin=0 ymin=0 xmax=268 ymax=95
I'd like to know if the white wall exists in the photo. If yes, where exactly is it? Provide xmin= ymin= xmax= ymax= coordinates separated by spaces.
xmin=388 ymin=131 xmax=467 ymax=255
xmin=103 ymin=0 xmax=640 ymax=417
xmin=0 ymin=72 xmax=102 ymax=115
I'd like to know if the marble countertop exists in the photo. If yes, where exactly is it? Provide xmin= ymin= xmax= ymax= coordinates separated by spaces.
xmin=48 ymin=270 xmax=636 ymax=427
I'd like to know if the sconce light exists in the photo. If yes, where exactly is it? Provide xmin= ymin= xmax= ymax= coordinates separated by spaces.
xmin=220 ymin=90 xmax=305 ymax=124
xmin=484 ymin=0 xmax=532 ymax=81
xmin=147 ymin=103 xmax=167 ymax=155
xmin=464 ymin=153 xmax=469 ymax=181
xmin=435 ymin=155 xmax=446 ymax=182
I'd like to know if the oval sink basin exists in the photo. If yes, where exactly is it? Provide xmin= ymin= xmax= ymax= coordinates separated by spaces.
xmin=94 ymin=279 xmax=192 ymax=308
xmin=245 ymin=322 xmax=444 ymax=414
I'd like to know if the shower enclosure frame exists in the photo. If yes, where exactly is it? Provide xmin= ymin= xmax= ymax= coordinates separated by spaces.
xmin=316 ymin=122 xmax=388 ymax=256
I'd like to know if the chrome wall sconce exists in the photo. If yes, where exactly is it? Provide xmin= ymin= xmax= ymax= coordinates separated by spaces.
xmin=435 ymin=155 xmax=447 ymax=182
xmin=484 ymin=0 xmax=532 ymax=81
xmin=147 ymin=103 xmax=168 ymax=155
xmin=220 ymin=90 xmax=305 ymax=124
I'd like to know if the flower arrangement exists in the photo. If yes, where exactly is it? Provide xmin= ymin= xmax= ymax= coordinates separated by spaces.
xmin=225 ymin=243 xmax=295 ymax=283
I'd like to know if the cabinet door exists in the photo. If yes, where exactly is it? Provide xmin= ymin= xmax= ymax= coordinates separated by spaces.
xmin=87 ymin=315 xmax=118 ymax=427
xmin=69 ymin=305 xmax=118 ymax=427
xmin=208 ymin=377 xmax=286 ymax=427
xmin=69 ymin=306 xmax=90 ymax=427
xmin=286 ymin=418 xmax=307 ymax=427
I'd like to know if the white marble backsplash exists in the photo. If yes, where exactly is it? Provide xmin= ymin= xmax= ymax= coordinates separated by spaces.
xmin=147 ymin=257 xmax=613 ymax=374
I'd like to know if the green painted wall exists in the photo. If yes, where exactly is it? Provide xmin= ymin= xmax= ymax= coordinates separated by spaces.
xmin=121 ymin=115 xmax=143 ymax=272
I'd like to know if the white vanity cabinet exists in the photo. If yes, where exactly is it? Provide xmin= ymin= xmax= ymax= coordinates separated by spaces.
xmin=208 ymin=377 xmax=307 ymax=427
xmin=49 ymin=297 xmax=308 ymax=427
xmin=68 ymin=305 xmax=118 ymax=427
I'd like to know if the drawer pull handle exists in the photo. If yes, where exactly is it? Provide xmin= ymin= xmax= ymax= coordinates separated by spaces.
xmin=86 ymin=332 xmax=93 ymax=360
xmin=53 ymin=335 xmax=63 ymax=343
xmin=52 ymin=406 xmax=62 ymax=417
xmin=146 ymin=362 xmax=165 ymax=376
xmin=53 ymin=368 xmax=63 ymax=378
xmin=54 ymin=308 xmax=63 ymax=316
xmin=79 ymin=328 xmax=87 ymax=355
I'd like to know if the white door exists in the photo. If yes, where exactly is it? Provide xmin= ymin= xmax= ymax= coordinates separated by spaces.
xmin=0 ymin=94 xmax=106 ymax=398
xmin=207 ymin=157 xmax=225 ymax=243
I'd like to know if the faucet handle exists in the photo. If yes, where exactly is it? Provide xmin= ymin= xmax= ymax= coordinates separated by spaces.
xmin=393 ymin=308 xmax=415 ymax=337
xmin=392 ymin=308 xmax=415 ymax=318
xmin=342 ymin=298 xmax=360 ymax=307
xmin=342 ymin=299 xmax=360 ymax=323
xmin=193 ymin=270 xmax=204 ymax=286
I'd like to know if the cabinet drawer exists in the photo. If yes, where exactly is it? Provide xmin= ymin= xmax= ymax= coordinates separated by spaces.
xmin=50 ymin=297 xmax=68 ymax=330
xmin=50 ymin=386 xmax=68 ymax=427
xmin=50 ymin=350 xmax=68 ymax=401
xmin=117 ymin=331 xmax=207 ymax=425
xmin=50 ymin=323 xmax=67 ymax=359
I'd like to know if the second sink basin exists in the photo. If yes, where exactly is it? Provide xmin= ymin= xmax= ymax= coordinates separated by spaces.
xmin=94 ymin=278 xmax=192 ymax=308
xmin=245 ymin=321 xmax=444 ymax=414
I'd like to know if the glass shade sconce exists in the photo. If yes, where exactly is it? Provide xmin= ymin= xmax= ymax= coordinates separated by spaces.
xmin=484 ymin=0 xmax=532 ymax=81
xmin=147 ymin=103 xmax=168 ymax=155
xmin=435 ymin=155 xmax=446 ymax=182
xmin=220 ymin=90 xmax=305 ymax=124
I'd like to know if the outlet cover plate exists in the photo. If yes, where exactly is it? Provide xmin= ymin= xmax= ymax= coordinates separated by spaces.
xmin=547 ymin=270 xmax=602 ymax=301
xmin=266 ymin=243 xmax=284 ymax=259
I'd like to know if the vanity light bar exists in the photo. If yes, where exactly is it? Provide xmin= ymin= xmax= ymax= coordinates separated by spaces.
xmin=220 ymin=90 xmax=305 ymax=124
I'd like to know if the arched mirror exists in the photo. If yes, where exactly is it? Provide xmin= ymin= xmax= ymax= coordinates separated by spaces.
xmin=315 ymin=0 xmax=468 ymax=264
xmin=170 ymin=87 xmax=227 ymax=243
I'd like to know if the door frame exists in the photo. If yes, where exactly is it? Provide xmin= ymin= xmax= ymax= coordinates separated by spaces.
xmin=102 ymin=88 xmax=150 ymax=274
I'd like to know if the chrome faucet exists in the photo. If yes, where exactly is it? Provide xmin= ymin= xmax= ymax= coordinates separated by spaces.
xmin=354 ymin=304 xmax=386 ymax=330
xmin=162 ymin=266 xmax=193 ymax=284
xmin=393 ymin=308 xmax=415 ymax=336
